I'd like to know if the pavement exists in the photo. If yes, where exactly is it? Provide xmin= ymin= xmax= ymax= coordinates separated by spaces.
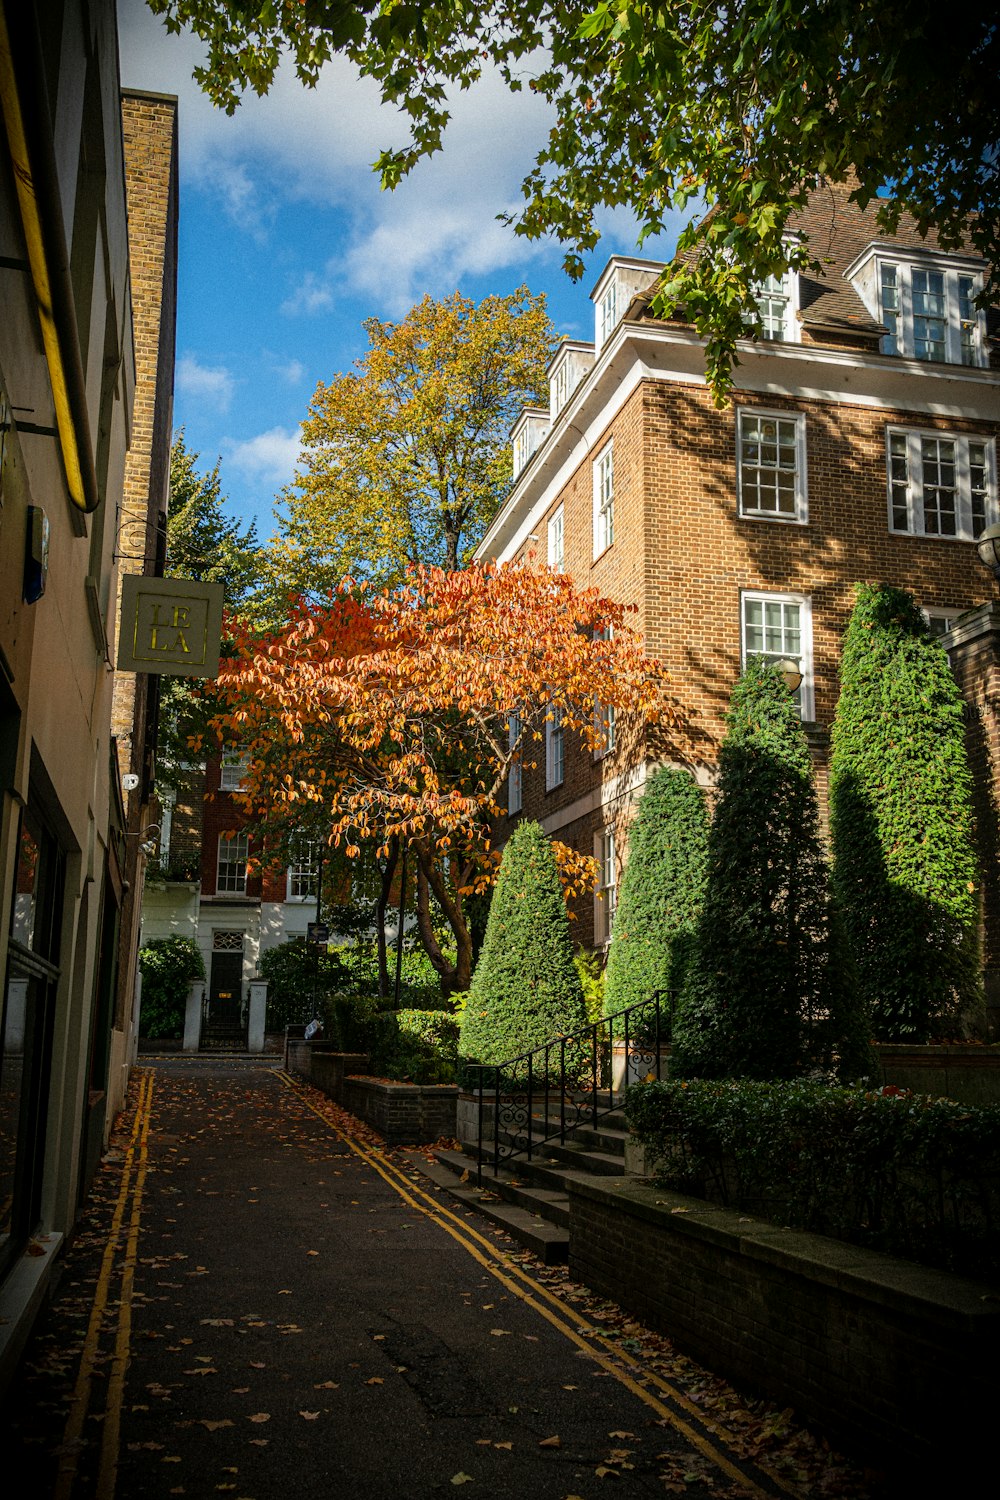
xmin=0 ymin=1059 xmax=880 ymax=1500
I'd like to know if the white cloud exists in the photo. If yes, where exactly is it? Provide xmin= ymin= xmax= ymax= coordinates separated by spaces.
xmin=176 ymin=354 xmax=235 ymax=411
xmin=222 ymin=426 xmax=303 ymax=487
xmin=281 ymin=273 xmax=335 ymax=318
xmin=276 ymin=358 xmax=306 ymax=385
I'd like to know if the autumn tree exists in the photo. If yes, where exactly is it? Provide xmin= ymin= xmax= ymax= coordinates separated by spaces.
xmin=829 ymin=584 xmax=983 ymax=1042
xmin=206 ymin=562 xmax=672 ymax=996
xmin=271 ymin=289 xmax=552 ymax=596
xmin=149 ymin=1 xmax=998 ymax=397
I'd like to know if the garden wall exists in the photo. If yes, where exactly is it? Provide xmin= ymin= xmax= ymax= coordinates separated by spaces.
xmin=286 ymin=1040 xmax=458 ymax=1146
xmin=876 ymin=1044 xmax=1000 ymax=1105
xmin=568 ymin=1175 xmax=997 ymax=1476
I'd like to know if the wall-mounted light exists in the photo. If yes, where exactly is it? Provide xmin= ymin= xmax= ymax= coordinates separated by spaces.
xmin=775 ymin=657 xmax=803 ymax=693
xmin=975 ymin=523 xmax=1000 ymax=581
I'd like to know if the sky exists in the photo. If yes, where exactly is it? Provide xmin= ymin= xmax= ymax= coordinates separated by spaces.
xmin=117 ymin=0 xmax=686 ymax=540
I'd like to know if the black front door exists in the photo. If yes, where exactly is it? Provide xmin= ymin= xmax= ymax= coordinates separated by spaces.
xmin=208 ymin=951 xmax=244 ymax=1037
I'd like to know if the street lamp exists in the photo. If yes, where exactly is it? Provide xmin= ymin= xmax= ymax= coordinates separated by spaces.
xmin=976 ymin=523 xmax=1000 ymax=582
xmin=775 ymin=658 xmax=803 ymax=693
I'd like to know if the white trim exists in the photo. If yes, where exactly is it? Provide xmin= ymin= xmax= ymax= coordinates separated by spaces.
xmin=885 ymin=427 xmax=997 ymax=542
xmin=747 ymin=269 xmax=800 ymax=343
xmin=216 ymin=830 xmax=249 ymax=894
xmin=593 ymin=825 xmax=617 ymax=945
xmin=593 ymin=440 xmax=614 ymax=558
xmin=740 ymin=590 xmax=815 ymax=720
xmin=507 ymin=712 xmax=523 ymax=815
xmin=545 ymin=705 xmax=565 ymax=791
xmin=736 ymin=406 xmax=808 ymax=523
xmin=547 ymin=505 xmax=564 ymax=571
xmin=220 ymin=752 xmax=249 ymax=791
xmin=478 ymin=318 xmax=1000 ymax=566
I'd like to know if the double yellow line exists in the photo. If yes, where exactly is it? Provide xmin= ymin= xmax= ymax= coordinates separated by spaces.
xmin=55 ymin=1069 xmax=155 ymax=1500
xmin=276 ymin=1069 xmax=799 ymax=1500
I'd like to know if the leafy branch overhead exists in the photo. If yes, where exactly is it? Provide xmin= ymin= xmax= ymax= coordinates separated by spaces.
xmin=148 ymin=2 xmax=999 ymax=397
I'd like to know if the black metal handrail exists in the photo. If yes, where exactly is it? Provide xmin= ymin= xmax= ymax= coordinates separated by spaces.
xmin=466 ymin=992 xmax=672 ymax=1185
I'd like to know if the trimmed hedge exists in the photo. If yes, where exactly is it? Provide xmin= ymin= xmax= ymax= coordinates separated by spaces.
xmin=830 ymin=583 xmax=983 ymax=1041
xmin=258 ymin=937 xmax=349 ymax=1032
xmin=460 ymin=820 xmax=586 ymax=1067
xmin=603 ymin=766 xmax=708 ymax=1015
xmin=626 ymin=1078 xmax=1000 ymax=1282
xmin=672 ymin=658 xmax=870 ymax=1081
xmin=138 ymin=936 xmax=205 ymax=1039
xmin=367 ymin=1009 xmax=460 ymax=1083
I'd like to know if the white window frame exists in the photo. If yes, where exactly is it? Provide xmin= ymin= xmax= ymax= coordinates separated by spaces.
xmin=545 ymin=705 xmax=565 ymax=791
xmin=886 ymin=428 xmax=996 ymax=542
xmin=598 ymin=281 xmax=618 ymax=347
xmin=593 ymin=442 xmax=614 ymax=558
xmin=594 ymin=826 xmax=617 ymax=945
xmin=220 ymin=752 xmax=250 ymax=791
xmin=922 ymin=606 xmax=966 ymax=640
xmin=593 ymin=626 xmax=615 ymax=759
xmin=745 ymin=269 xmax=799 ymax=343
xmin=877 ymin=259 xmax=986 ymax=367
xmin=217 ymin=830 xmax=249 ymax=894
xmin=740 ymin=590 xmax=814 ymax=721
xmin=507 ymin=712 xmax=522 ymax=815
xmin=547 ymin=506 xmax=564 ymax=572
xmin=286 ymin=840 xmax=319 ymax=901
xmin=737 ymin=407 xmax=807 ymax=524
xmin=551 ymin=360 xmax=571 ymax=417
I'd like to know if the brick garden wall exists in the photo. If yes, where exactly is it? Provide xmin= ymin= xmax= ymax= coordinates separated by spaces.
xmin=569 ymin=1175 xmax=998 ymax=1476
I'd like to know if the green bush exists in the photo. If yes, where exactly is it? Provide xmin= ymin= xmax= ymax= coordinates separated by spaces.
xmin=830 ymin=584 xmax=983 ymax=1041
xmin=460 ymin=820 xmax=587 ymax=1068
xmin=336 ymin=940 xmax=447 ymax=1010
xmin=368 ymin=1009 xmax=460 ymax=1083
xmin=138 ymin=936 xmax=205 ymax=1040
xmin=258 ymin=937 xmax=349 ymax=1033
xmin=672 ymin=658 xmax=870 ymax=1081
xmin=626 ymin=1077 xmax=1000 ymax=1282
xmin=603 ymin=767 xmax=709 ymax=1017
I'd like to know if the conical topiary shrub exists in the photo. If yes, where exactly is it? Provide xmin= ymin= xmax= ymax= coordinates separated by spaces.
xmin=603 ymin=767 xmax=709 ymax=1016
xmin=830 ymin=583 xmax=983 ymax=1041
xmin=672 ymin=657 xmax=870 ymax=1081
xmin=459 ymin=820 xmax=587 ymax=1067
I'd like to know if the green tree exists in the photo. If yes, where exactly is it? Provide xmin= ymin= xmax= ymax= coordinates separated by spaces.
xmin=672 ymin=659 xmax=868 ymax=1081
xmin=603 ymin=766 xmax=709 ymax=1017
xmin=258 ymin=936 xmax=348 ymax=1033
xmin=149 ymin=1 xmax=998 ymax=398
xmin=159 ymin=434 xmax=262 ymax=761
xmin=137 ymin=935 xmax=205 ymax=1040
xmin=271 ymin=289 xmax=552 ymax=595
xmin=459 ymin=820 xmax=587 ymax=1066
xmin=829 ymin=584 xmax=983 ymax=1042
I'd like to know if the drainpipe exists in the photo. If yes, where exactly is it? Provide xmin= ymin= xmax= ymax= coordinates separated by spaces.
xmin=0 ymin=0 xmax=101 ymax=514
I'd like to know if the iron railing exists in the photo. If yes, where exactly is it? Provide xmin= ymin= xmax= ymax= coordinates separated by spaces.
xmin=466 ymin=992 xmax=671 ymax=1185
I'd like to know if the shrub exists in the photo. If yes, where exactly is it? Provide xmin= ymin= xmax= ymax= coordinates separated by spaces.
xmin=830 ymin=584 xmax=983 ymax=1041
xmin=672 ymin=658 xmax=870 ymax=1081
xmin=138 ymin=936 xmax=205 ymax=1040
xmin=368 ymin=1009 xmax=460 ymax=1083
xmin=625 ymin=1077 xmax=1000 ymax=1282
xmin=258 ymin=937 xmax=349 ymax=1032
xmin=603 ymin=767 xmax=709 ymax=1017
xmin=460 ymin=820 xmax=587 ymax=1067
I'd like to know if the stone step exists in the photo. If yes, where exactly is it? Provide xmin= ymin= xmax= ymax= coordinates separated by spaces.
xmin=405 ymin=1151 xmax=569 ymax=1264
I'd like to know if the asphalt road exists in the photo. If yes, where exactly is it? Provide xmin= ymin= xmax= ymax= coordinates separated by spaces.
xmin=0 ymin=1060 xmax=871 ymax=1500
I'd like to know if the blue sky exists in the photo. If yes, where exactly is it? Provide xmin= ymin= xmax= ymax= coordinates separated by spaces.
xmin=118 ymin=0 xmax=685 ymax=540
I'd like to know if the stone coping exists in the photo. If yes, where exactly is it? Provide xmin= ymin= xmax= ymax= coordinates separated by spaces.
xmin=568 ymin=1175 xmax=1000 ymax=1329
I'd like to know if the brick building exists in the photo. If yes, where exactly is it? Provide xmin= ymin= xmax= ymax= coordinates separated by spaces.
xmin=0 ymin=1 xmax=176 ymax=1384
xmin=478 ymin=182 xmax=999 ymax=961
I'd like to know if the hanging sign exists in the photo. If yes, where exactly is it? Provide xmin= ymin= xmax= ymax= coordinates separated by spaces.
xmin=117 ymin=576 xmax=225 ymax=677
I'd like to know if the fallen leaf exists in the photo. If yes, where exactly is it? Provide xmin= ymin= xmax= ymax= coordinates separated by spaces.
xmin=198 ymin=1420 xmax=234 ymax=1432
xmin=489 ymin=1329 xmax=511 ymax=1338
xmin=451 ymin=1475 xmax=474 ymax=1487
xmin=608 ymin=1432 xmax=634 ymax=1440
xmin=595 ymin=1467 xmax=618 ymax=1478
xmin=365 ymin=1377 xmax=383 ymax=1386
xmin=494 ymin=1442 xmax=512 ymax=1451
xmin=539 ymin=1436 xmax=561 ymax=1449
xmin=300 ymin=1411 xmax=320 ymax=1421
xmin=314 ymin=1380 xmax=339 ymax=1390
xmin=248 ymin=1440 xmax=268 ymax=1448
xmin=248 ymin=1414 xmax=270 ymax=1425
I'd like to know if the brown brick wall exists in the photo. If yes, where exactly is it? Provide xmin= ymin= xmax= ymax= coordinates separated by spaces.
xmin=510 ymin=374 xmax=999 ymax=936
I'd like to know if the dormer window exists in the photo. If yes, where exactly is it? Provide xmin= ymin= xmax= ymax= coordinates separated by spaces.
xmin=598 ymin=283 xmax=618 ymax=346
xmin=870 ymin=257 xmax=985 ymax=366
xmin=552 ymin=361 xmax=571 ymax=416
xmin=548 ymin=342 xmax=595 ymax=420
xmin=591 ymin=257 xmax=663 ymax=351
xmin=745 ymin=270 xmax=798 ymax=343
xmin=511 ymin=408 xmax=549 ymax=478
